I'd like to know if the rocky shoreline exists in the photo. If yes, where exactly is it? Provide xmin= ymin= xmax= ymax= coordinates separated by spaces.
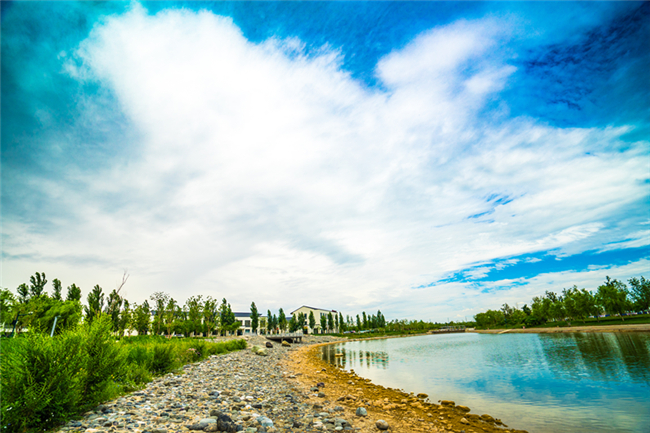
xmin=55 ymin=335 xmax=525 ymax=433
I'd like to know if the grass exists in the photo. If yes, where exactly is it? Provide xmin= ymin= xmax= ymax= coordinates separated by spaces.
xmin=0 ymin=316 xmax=246 ymax=433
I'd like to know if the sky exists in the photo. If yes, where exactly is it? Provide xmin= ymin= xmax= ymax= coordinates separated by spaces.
xmin=2 ymin=1 xmax=649 ymax=322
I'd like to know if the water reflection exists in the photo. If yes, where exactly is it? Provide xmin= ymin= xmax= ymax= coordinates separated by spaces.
xmin=321 ymin=345 xmax=389 ymax=369
xmin=538 ymin=333 xmax=650 ymax=384
xmin=319 ymin=333 xmax=650 ymax=433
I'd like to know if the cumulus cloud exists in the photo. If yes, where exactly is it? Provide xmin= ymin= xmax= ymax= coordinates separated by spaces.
xmin=4 ymin=4 xmax=648 ymax=318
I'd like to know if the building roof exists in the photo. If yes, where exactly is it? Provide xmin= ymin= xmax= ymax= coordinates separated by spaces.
xmin=234 ymin=312 xmax=266 ymax=318
xmin=290 ymin=305 xmax=337 ymax=315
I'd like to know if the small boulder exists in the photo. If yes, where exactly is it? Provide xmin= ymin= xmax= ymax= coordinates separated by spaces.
xmin=355 ymin=407 xmax=367 ymax=417
xmin=460 ymin=418 xmax=470 ymax=425
xmin=282 ymin=340 xmax=291 ymax=347
xmin=440 ymin=400 xmax=455 ymax=406
xmin=457 ymin=405 xmax=470 ymax=412
xmin=266 ymin=342 xmax=273 ymax=348
xmin=416 ymin=393 xmax=428 ymax=399
xmin=480 ymin=414 xmax=495 ymax=423
xmin=376 ymin=420 xmax=389 ymax=430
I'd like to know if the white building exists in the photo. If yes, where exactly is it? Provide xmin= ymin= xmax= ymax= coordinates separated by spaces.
xmin=234 ymin=312 xmax=266 ymax=335
xmin=290 ymin=305 xmax=338 ymax=334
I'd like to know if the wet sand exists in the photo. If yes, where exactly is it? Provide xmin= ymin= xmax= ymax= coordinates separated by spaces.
xmin=285 ymin=342 xmax=528 ymax=433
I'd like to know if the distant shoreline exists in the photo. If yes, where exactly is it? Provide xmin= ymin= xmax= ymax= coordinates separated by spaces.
xmin=470 ymin=323 xmax=650 ymax=334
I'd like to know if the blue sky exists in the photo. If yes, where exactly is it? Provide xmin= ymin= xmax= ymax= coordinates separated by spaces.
xmin=2 ymin=1 xmax=649 ymax=321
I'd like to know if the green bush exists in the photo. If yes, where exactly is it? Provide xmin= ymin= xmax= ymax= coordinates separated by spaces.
xmin=82 ymin=316 xmax=126 ymax=404
xmin=0 ymin=330 xmax=86 ymax=431
xmin=150 ymin=343 xmax=177 ymax=374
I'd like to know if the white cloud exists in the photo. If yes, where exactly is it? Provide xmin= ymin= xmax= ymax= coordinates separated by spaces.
xmin=4 ymin=5 xmax=648 ymax=320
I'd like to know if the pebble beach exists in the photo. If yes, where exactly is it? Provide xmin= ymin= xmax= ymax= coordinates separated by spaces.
xmin=56 ymin=335 xmax=527 ymax=433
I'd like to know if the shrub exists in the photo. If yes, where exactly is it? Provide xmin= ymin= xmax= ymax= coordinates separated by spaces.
xmin=150 ymin=343 xmax=177 ymax=374
xmin=0 ymin=330 xmax=87 ymax=432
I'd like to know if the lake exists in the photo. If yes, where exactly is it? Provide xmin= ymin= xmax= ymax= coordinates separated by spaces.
xmin=321 ymin=332 xmax=650 ymax=433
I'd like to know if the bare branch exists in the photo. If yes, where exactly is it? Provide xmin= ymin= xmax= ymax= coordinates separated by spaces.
xmin=116 ymin=270 xmax=129 ymax=295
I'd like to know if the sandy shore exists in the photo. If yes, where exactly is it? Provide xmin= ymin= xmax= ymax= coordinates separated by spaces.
xmin=471 ymin=323 xmax=650 ymax=334
xmin=284 ymin=342 xmax=528 ymax=433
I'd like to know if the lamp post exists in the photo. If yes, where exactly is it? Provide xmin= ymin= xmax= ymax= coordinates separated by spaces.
xmin=9 ymin=312 xmax=33 ymax=338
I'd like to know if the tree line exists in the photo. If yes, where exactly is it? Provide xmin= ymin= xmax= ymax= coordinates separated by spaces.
xmin=474 ymin=276 xmax=649 ymax=329
xmin=1 ymin=272 xmax=390 ymax=337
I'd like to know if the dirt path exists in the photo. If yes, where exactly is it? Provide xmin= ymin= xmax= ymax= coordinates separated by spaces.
xmin=284 ymin=343 xmax=528 ymax=433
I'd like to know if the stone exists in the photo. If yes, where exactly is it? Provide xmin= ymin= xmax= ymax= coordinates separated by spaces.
xmin=355 ymin=407 xmax=367 ymax=417
xmin=282 ymin=341 xmax=291 ymax=347
xmin=460 ymin=418 xmax=470 ymax=425
xmin=317 ymin=392 xmax=326 ymax=398
xmin=376 ymin=420 xmax=389 ymax=430
xmin=480 ymin=414 xmax=495 ymax=423
xmin=265 ymin=342 xmax=273 ymax=348
xmin=416 ymin=393 xmax=428 ymax=399
xmin=457 ymin=405 xmax=470 ymax=412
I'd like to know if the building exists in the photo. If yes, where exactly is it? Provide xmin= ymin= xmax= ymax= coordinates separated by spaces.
xmin=290 ymin=306 xmax=338 ymax=334
xmin=234 ymin=312 xmax=266 ymax=335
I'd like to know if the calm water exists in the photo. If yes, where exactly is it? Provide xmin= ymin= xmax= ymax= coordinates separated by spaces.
xmin=321 ymin=333 xmax=650 ymax=433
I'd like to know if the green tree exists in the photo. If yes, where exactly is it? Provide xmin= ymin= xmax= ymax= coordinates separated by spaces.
xmin=362 ymin=311 xmax=368 ymax=329
xmin=132 ymin=301 xmax=151 ymax=335
xmin=288 ymin=315 xmax=298 ymax=332
xmin=356 ymin=314 xmax=361 ymax=329
xmin=84 ymin=285 xmax=105 ymax=325
xmin=203 ymin=296 xmax=218 ymax=336
xmin=297 ymin=312 xmax=306 ymax=332
xmin=150 ymin=291 xmax=169 ymax=335
xmin=66 ymin=283 xmax=82 ymax=302
xmin=309 ymin=311 xmax=316 ymax=333
xmin=320 ymin=313 xmax=327 ymax=334
xmin=628 ymin=276 xmax=650 ymax=311
xmin=119 ymin=299 xmax=131 ymax=336
xmin=250 ymin=302 xmax=260 ymax=334
xmin=596 ymin=276 xmax=630 ymax=320
xmin=17 ymin=283 xmax=30 ymax=304
xmin=260 ymin=316 xmax=267 ymax=334
xmin=339 ymin=312 xmax=345 ymax=332
xmin=219 ymin=298 xmax=237 ymax=335
xmin=278 ymin=308 xmax=287 ymax=332
xmin=327 ymin=312 xmax=334 ymax=332
xmin=267 ymin=309 xmax=274 ymax=334
xmin=1 ymin=288 xmax=17 ymax=326
xmin=185 ymin=295 xmax=203 ymax=336
xmin=164 ymin=297 xmax=178 ymax=336
xmin=52 ymin=278 xmax=63 ymax=301
xmin=29 ymin=272 xmax=48 ymax=298
xmin=105 ymin=289 xmax=123 ymax=332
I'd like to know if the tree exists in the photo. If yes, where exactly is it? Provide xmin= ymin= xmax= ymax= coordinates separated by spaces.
xmin=250 ymin=302 xmax=260 ymax=334
xmin=320 ymin=313 xmax=327 ymax=334
xmin=29 ymin=272 xmax=48 ymax=298
xmin=184 ymin=295 xmax=203 ymax=336
xmin=17 ymin=283 xmax=30 ymax=304
xmin=132 ymin=301 xmax=151 ymax=335
xmin=267 ymin=309 xmax=274 ymax=334
xmin=85 ymin=285 xmax=105 ymax=325
xmin=119 ymin=300 xmax=132 ymax=336
xmin=203 ymin=296 xmax=218 ymax=336
xmin=628 ymin=276 xmax=650 ymax=311
xmin=164 ymin=298 xmax=178 ymax=336
xmin=219 ymin=298 xmax=237 ymax=335
xmin=356 ymin=314 xmax=361 ymax=329
xmin=66 ymin=284 xmax=82 ymax=302
xmin=52 ymin=279 xmax=63 ymax=301
xmin=362 ymin=311 xmax=368 ymax=329
xmin=339 ymin=312 xmax=345 ymax=332
xmin=288 ymin=315 xmax=298 ymax=332
xmin=327 ymin=312 xmax=334 ymax=332
xmin=150 ymin=292 xmax=169 ymax=335
xmin=105 ymin=289 xmax=123 ymax=332
xmin=377 ymin=310 xmax=386 ymax=328
xmin=297 ymin=312 xmax=306 ymax=332
xmin=278 ymin=308 xmax=287 ymax=332
xmin=596 ymin=276 xmax=630 ymax=320
xmin=1 ymin=289 xmax=16 ymax=326
xmin=309 ymin=311 xmax=316 ymax=334
xmin=260 ymin=316 xmax=267 ymax=334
